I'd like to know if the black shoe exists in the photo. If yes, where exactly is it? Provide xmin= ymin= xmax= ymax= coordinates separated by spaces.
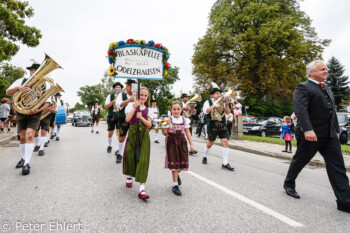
xmin=115 ymin=150 xmax=119 ymax=156
xmin=33 ymin=146 xmax=40 ymax=152
xmin=50 ymin=134 xmax=54 ymax=139
xmin=91 ymin=130 xmax=94 ymax=133
xmin=189 ymin=150 xmax=198 ymax=155
xmin=337 ymin=201 xmax=350 ymax=213
xmin=56 ymin=137 xmax=59 ymax=141
xmin=16 ymin=159 xmax=25 ymax=168
xmin=172 ymin=185 xmax=182 ymax=196
xmin=222 ymin=163 xmax=234 ymax=171
xmin=283 ymin=184 xmax=300 ymax=199
xmin=96 ymin=131 xmax=99 ymax=134
xmin=202 ymin=157 xmax=207 ymax=164
xmin=38 ymin=150 xmax=45 ymax=156
xmin=44 ymin=142 xmax=49 ymax=147
xmin=22 ymin=164 xmax=30 ymax=175
xmin=178 ymin=175 xmax=181 ymax=185
xmin=155 ymin=140 xmax=159 ymax=143
xmin=107 ymin=146 xmax=112 ymax=153
xmin=116 ymin=154 xmax=122 ymax=163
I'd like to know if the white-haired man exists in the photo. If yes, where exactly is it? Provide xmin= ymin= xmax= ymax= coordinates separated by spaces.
xmin=284 ymin=60 xmax=350 ymax=213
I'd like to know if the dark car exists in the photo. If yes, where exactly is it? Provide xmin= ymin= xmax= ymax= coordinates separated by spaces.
xmin=243 ymin=117 xmax=283 ymax=137
xmin=336 ymin=112 xmax=349 ymax=144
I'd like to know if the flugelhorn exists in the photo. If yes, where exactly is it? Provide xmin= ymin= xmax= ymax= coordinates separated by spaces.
xmin=12 ymin=54 xmax=64 ymax=115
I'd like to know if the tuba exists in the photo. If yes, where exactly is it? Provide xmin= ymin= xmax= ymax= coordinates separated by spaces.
xmin=211 ymin=88 xmax=237 ymax=121
xmin=183 ymin=94 xmax=202 ymax=118
xmin=40 ymin=99 xmax=56 ymax=120
xmin=12 ymin=54 xmax=64 ymax=115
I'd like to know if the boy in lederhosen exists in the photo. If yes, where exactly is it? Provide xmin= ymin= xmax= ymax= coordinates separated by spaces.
xmin=115 ymin=79 xmax=136 ymax=163
xmin=202 ymin=82 xmax=234 ymax=171
xmin=105 ymin=82 xmax=123 ymax=157
xmin=91 ymin=99 xmax=102 ymax=134
xmin=6 ymin=60 xmax=51 ymax=175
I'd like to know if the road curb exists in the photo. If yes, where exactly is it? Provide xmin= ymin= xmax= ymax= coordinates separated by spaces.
xmin=0 ymin=135 xmax=17 ymax=146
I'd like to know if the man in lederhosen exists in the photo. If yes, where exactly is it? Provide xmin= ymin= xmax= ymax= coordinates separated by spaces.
xmin=181 ymin=93 xmax=198 ymax=155
xmin=150 ymin=99 xmax=160 ymax=143
xmin=115 ymin=79 xmax=136 ymax=163
xmin=6 ymin=60 xmax=51 ymax=175
xmin=91 ymin=99 xmax=102 ymax=134
xmin=105 ymin=82 xmax=123 ymax=157
xmin=202 ymin=82 xmax=234 ymax=171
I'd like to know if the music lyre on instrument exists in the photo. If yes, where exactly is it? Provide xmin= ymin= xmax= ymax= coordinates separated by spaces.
xmin=211 ymin=88 xmax=237 ymax=121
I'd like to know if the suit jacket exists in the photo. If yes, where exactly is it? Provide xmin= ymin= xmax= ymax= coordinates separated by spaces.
xmin=293 ymin=80 xmax=339 ymax=138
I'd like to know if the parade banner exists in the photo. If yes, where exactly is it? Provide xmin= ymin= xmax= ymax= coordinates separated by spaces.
xmin=107 ymin=39 xmax=170 ymax=80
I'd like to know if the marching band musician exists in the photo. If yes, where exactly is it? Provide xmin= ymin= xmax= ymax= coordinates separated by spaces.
xmin=149 ymin=99 xmax=160 ymax=143
xmin=91 ymin=99 xmax=102 ymax=134
xmin=33 ymin=104 xmax=53 ymax=156
xmin=201 ymin=82 xmax=234 ymax=171
xmin=181 ymin=93 xmax=198 ymax=155
xmin=105 ymin=82 xmax=123 ymax=156
xmin=115 ymin=79 xmax=136 ymax=163
xmin=5 ymin=60 xmax=51 ymax=175
xmin=52 ymin=93 xmax=65 ymax=141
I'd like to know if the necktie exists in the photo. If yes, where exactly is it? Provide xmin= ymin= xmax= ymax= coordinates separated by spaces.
xmin=319 ymin=82 xmax=324 ymax=88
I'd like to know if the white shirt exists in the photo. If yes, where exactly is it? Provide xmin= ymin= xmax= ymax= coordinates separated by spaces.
xmin=170 ymin=116 xmax=191 ymax=128
xmin=105 ymin=94 xmax=118 ymax=112
xmin=91 ymin=105 xmax=102 ymax=115
xmin=225 ymin=113 xmax=233 ymax=122
xmin=149 ymin=106 xmax=159 ymax=120
xmin=116 ymin=92 xmax=133 ymax=110
xmin=203 ymin=98 xmax=216 ymax=114
xmin=55 ymin=97 xmax=64 ymax=110
xmin=308 ymin=78 xmax=323 ymax=85
xmin=234 ymin=103 xmax=242 ymax=115
xmin=125 ymin=103 xmax=153 ymax=118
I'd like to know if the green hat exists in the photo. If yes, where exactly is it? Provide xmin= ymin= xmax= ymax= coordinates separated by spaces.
xmin=151 ymin=99 xmax=157 ymax=103
xmin=55 ymin=93 xmax=62 ymax=96
xmin=26 ymin=60 xmax=40 ymax=70
xmin=125 ymin=79 xmax=136 ymax=85
xmin=181 ymin=93 xmax=189 ymax=98
xmin=210 ymin=82 xmax=222 ymax=94
xmin=95 ymin=99 xmax=99 ymax=103
xmin=113 ymin=82 xmax=124 ymax=89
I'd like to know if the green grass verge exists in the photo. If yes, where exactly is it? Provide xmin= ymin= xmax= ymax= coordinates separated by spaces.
xmin=242 ymin=135 xmax=350 ymax=154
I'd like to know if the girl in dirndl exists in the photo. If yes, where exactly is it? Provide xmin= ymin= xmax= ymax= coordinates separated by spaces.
xmin=281 ymin=116 xmax=293 ymax=153
xmin=123 ymin=87 xmax=153 ymax=200
xmin=163 ymin=101 xmax=194 ymax=196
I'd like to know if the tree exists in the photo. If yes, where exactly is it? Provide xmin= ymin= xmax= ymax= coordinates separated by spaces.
xmin=77 ymin=84 xmax=105 ymax=109
xmin=0 ymin=0 xmax=42 ymax=62
xmin=0 ymin=63 xmax=25 ymax=97
xmin=70 ymin=102 xmax=87 ymax=113
xmin=325 ymin=57 xmax=350 ymax=109
xmin=192 ymin=0 xmax=330 ymax=100
xmin=141 ymin=66 xmax=180 ymax=114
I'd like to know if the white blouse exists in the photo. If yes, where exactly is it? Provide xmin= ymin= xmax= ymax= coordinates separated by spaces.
xmin=170 ymin=116 xmax=191 ymax=129
xmin=125 ymin=103 xmax=153 ymax=118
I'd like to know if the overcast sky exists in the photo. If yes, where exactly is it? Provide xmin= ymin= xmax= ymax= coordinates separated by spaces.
xmin=9 ymin=0 xmax=350 ymax=107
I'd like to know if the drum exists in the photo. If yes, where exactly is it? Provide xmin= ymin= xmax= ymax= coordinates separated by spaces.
xmin=56 ymin=107 xmax=66 ymax=125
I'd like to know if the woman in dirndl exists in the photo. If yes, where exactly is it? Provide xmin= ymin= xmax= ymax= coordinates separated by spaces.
xmin=123 ymin=87 xmax=153 ymax=200
xmin=163 ymin=101 xmax=194 ymax=196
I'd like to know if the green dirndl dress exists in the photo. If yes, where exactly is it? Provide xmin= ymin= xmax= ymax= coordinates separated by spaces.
xmin=123 ymin=108 xmax=150 ymax=183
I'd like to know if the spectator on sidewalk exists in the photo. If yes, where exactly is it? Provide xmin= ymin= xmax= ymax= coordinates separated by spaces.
xmin=225 ymin=108 xmax=233 ymax=138
xmin=233 ymin=99 xmax=242 ymax=126
xmin=0 ymin=98 xmax=11 ymax=133
xmin=281 ymin=116 xmax=293 ymax=153
xmin=196 ymin=108 xmax=205 ymax=138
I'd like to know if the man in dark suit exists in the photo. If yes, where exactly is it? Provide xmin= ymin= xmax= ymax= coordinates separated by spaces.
xmin=284 ymin=60 xmax=350 ymax=213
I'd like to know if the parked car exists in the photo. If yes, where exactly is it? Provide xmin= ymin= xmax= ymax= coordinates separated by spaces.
xmin=72 ymin=110 xmax=92 ymax=127
xmin=67 ymin=113 xmax=73 ymax=123
xmin=242 ymin=115 xmax=255 ymax=125
xmin=243 ymin=117 xmax=283 ymax=137
xmin=336 ymin=112 xmax=349 ymax=144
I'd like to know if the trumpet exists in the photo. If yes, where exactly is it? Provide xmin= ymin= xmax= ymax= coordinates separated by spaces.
xmin=210 ymin=88 xmax=237 ymax=120
xmin=183 ymin=94 xmax=202 ymax=118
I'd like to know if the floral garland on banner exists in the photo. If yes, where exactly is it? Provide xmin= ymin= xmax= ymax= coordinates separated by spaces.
xmin=107 ymin=39 xmax=170 ymax=77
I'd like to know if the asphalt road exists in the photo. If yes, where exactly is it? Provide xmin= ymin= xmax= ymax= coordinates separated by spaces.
xmin=0 ymin=123 xmax=349 ymax=233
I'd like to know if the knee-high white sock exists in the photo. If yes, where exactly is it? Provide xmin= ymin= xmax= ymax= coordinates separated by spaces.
xmin=204 ymin=145 xmax=210 ymax=158
xmin=155 ymin=132 xmax=159 ymax=141
xmin=54 ymin=125 xmax=57 ymax=134
xmin=108 ymin=137 xmax=112 ymax=147
xmin=20 ymin=144 xmax=26 ymax=160
xmin=92 ymin=126 xmax=94 ymax=131
xmin=24 ymin=143 xmax=34 ymax=165
xmin=96 ymin=125 xmax=99 ymax=131
xmin=34 ymin=137 xmax=39 ymax=146
xmin=118 ymin=141 xmax=124 ymax=154
xmin=222 ymin=147 xmax=229 ymax=165
xmin=56 ymin=127 xmax=61 ymax=136
xmin=39 ymin=137 xmax=46 ymax=150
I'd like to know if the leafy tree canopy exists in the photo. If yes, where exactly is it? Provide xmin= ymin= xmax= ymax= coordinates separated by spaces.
xmin=0 ymin=63 xmax=25 ymax=98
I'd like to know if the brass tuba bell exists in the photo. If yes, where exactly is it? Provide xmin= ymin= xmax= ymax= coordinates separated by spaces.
xmin=183 ymin=94 xmax=202 ymax=118
xmin=12 ymin=54 xmax=64 ymax=115
xmin=210 ymin=88 xmax=237 ymax=120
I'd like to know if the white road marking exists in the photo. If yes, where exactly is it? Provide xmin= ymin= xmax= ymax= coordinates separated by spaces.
xmin=187 ymin=171 xmax=304 ymax=228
